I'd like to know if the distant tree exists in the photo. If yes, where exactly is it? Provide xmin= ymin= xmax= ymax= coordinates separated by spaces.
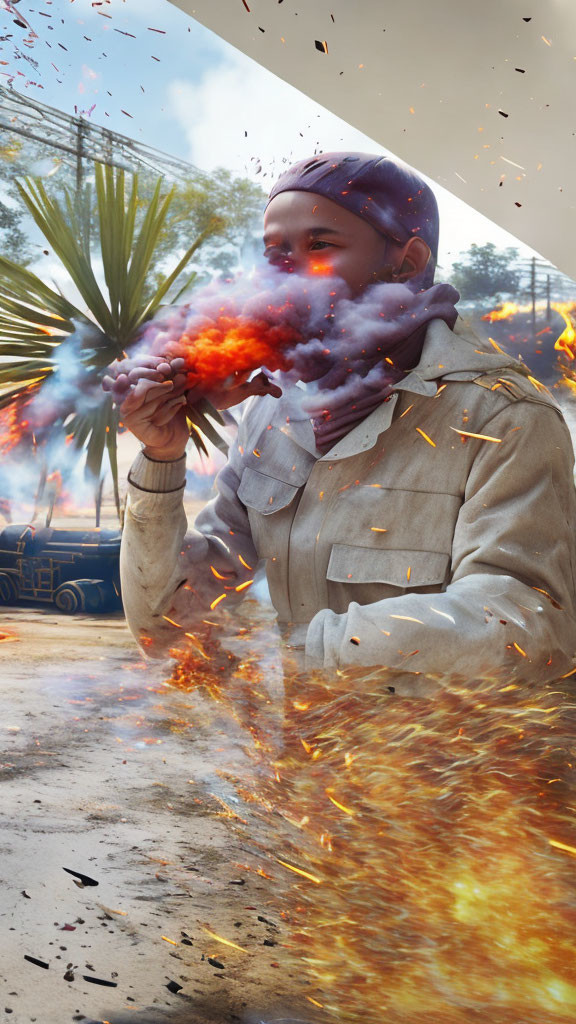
xmin=450 ymin=243 xmax=522 ymax=302
xmin=147 ymin=166 xmax=267 ymax=281
xmin=44 ymin=162 xmax=267 ymax=290
xmin=0 ymin=136 xmax=34 ymax=264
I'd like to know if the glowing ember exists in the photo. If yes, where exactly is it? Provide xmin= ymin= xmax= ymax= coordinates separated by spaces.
xmin=201 ymin=927 xmax=249 ymax=953
xmin=415 ymin=426 xmax=436 ymax=447
xmin=166 ymin=607 xmax=576 ymax=1023
xmin=449 ymin=427 xmax=502 ymax=443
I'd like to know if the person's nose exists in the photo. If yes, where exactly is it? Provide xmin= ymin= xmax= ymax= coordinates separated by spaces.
xmin=277 ymin=248 xmax=310 ymax=275
xmin=274 ymin=252 xmax=296 ymax=275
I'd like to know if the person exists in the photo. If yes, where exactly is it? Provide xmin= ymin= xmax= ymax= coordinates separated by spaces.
xmin=115 ymin=152 xmax=576 ymax=689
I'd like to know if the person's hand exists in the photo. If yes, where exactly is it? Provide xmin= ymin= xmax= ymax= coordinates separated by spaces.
xmin=103 ymin=355 xmax=188 ymax=460
xmin=188 ymin=370 xmax=282 ymax=411
xmin=103 ymin=356 xmax=283 ymax=460
xmin=102 ymin=354 xmax=187 ymax=406
xmin=119 ymin=377 xmax=191 ymax=460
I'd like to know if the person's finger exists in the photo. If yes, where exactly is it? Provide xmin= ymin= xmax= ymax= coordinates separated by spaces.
xmin=107 ymin=355 xmax=165 ymax=377
xmin=184 ymin=384 xmax=204 ymax=407
xmin=112 ymin=372 xmax=130 ymax=390
xmin=151 ymin=395 xmax=188 ymax=426
xmin=135 ymin=378 xmax=175 ymax=401
xmin=127 ymin=366 xmax=166 ymax=384
xmin=121 ymin=380 xmax=190 ymax=421
xmin=120 ymin=379 xmax=174 ymax=414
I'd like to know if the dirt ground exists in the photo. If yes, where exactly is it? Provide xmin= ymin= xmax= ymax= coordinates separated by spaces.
xmin=0 ymin=606 xmax=321 ymax=1024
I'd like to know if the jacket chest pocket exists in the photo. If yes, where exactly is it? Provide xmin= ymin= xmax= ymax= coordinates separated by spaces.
xmin=329 ymin=486 xmax=463 ymax=556
xmin=238 ymin=466 xmax=300 ymax=515
xmin=327 ymin=545 xmax=451 ymax=588
xmin=237 ymin=425 xmax=316 ymax=558
xmin=238 ymin=466 xmax=301 ymax=559
xmin=324 ymin=544 xmax=451 ymax=613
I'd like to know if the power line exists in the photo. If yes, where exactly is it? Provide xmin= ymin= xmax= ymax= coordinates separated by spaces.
xmin=0 ymin=84 xmax=196 ymax=183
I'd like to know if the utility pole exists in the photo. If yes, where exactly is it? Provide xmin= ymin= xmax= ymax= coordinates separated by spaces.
xmin=530 ymin=256 xmax=537 ymax=339
xmin=75 ymin=118 xmax=85 ymax=194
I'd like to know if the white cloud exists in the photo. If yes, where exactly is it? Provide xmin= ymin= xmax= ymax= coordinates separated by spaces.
xmin=168 ymin=43 xmax=542 ymax=271
xmin=167 ymin=46 xmax=383 ymax=186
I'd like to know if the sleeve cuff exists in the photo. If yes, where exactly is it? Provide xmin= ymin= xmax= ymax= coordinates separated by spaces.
xmin=128 ymin=450 xmax=187 ymax=493
xmin=305 ymin=608 xmax=347 ymax=669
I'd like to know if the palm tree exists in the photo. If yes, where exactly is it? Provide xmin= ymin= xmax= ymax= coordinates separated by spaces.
xmin=0 ymin=162 xmax=226 ymax=518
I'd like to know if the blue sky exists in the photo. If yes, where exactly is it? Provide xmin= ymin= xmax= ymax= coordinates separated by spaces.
xmin=1 ymin=0 xmax=222 ymax=154
xmin=0 ymin=0 xmax=544 ymax=271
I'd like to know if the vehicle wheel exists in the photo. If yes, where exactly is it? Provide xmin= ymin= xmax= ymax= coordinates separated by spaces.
xmin=54 ymin=582 xmax=85 ymax=613
xmin=94 ymin=580 xmax=121 ymax=612
xmin=54 ymin=579 xmax=113 ymax=613
xmin=0 ymin=572 xmax=18 ymax=604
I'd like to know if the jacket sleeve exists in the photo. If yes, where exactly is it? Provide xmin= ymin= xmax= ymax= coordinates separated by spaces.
xmin=305 ymin=400 xmax=576 ymax=682
xmin=120 ymin=428 xmax=258 ymax=658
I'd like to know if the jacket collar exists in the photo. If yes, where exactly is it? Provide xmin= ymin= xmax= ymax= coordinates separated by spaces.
xmin=273 ymin=316 xmax=523 ymax=462
xmin=396 ymin=315 xmax=523 ymax=392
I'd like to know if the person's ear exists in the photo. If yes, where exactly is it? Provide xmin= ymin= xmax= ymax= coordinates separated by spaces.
xmin=392 ymin=237 xmax=431 ymax=281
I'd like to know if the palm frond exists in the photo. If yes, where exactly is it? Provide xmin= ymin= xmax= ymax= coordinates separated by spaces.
xmin=16 ymin=176 xmax=117 ymax=337
xmin=0 ymin=161 xmax=227 ymax=510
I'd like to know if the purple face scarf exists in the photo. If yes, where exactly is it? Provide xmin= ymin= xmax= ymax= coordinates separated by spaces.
xmin=285 ymin=280 xmax=460 ymax=452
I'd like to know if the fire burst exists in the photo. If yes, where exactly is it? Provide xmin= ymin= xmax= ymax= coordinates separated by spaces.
xmin=0 ymin=397 xmax=32 ymax=454
xmin=150 ymin=315 xmax=302 ymax=391
xmin=483 ymin=299 xmax=576 ymax=395
xmin=167 ymin=609 xmax=576 ymax=1023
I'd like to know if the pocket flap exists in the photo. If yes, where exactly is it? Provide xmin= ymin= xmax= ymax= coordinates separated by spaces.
xmin=238 ymin=466 xmax=300 ymax=515
xmin=327 ymin=545 xmax=450 ymax=586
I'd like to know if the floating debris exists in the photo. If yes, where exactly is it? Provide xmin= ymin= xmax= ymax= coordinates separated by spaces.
xmin=207 ymin=957 xmax=225 ymax=969
xmin=63 ymin=868 xmax=99 ymax=887
xmin=24 ymin=955 xmax=49 ymax=970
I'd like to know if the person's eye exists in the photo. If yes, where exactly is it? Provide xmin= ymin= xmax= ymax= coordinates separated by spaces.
xmin=309 ymin=240 xmax=335 ymax=251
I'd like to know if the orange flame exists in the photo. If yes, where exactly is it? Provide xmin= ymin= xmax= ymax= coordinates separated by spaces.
xmin=46 ymin=470 xmax=63 ymax=494
xmin=0 ymin=631 xmax=18 ymax=644
xmin=482 ymin=301 xmax=522 ymax=322
xmin=171 ymin=316 xmax=302 ymax=390
xmin=554 ymin=309 xmax=576 ymax=360
xmin=483 ymin=299 xmax=576 ymax=369
xmin=0 ymin=402 xmax=30 ymax=454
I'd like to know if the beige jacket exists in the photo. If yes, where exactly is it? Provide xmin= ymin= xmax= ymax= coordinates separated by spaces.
xmin=120 ymin=316 xmax=576 ymax=683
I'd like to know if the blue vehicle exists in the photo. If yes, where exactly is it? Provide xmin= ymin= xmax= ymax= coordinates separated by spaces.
xmin=0 ymin=524 xmax=122 ymax=613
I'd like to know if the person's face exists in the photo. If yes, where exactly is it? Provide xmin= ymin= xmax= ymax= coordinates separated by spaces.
xmin=263 ymin=190 xmax=403 ymax=296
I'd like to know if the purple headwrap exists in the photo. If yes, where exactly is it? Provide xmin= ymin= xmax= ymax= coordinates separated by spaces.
xmin=266 ymin=151 xmax=440 ymax=291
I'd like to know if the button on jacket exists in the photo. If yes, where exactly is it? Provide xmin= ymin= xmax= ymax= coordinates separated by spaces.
xmin=120 ymin=316 xmax=576 ymax=684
